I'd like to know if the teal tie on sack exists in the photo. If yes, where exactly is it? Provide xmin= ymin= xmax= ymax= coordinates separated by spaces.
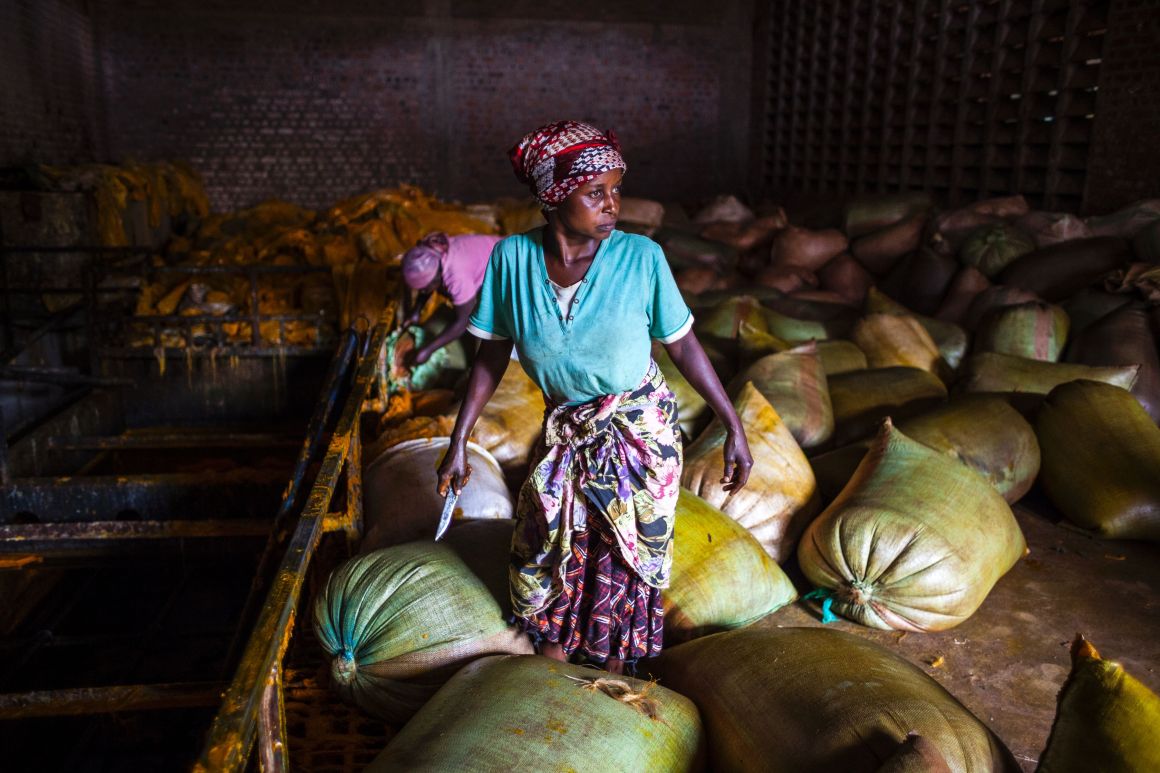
xmin=802 ymin=588 xmax=838 ymax=624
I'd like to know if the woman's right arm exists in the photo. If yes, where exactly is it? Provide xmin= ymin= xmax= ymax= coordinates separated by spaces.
xmin=436 ymin=337 xmax=514 ymax=495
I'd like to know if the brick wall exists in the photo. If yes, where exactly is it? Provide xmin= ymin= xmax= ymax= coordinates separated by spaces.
xmin=1085 ymin=0 xmax=1160 ymax=214
xmin=100 ymin=1 xmax=755 ymax=212
xmin=0 ymin=0 xmax=104 ymax=166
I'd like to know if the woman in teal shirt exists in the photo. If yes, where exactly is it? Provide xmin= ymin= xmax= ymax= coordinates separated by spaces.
xmin=438 ymin=120 xmax=751 ymax=674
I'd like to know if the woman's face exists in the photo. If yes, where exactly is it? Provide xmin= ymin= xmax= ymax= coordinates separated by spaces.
xmin=553 ymin=169 xmax=623 ymax=240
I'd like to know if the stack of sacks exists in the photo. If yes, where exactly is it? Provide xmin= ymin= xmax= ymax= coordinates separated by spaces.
xmin=798 ymin=419 xmax=1025 ymax=631
xmin=655 ymin=627 xmax=1019 ymax=772
xmin=33 ymin=161 xmax=210 ymax=248
xmin=133 ymin=183 xmax=503 ymax=349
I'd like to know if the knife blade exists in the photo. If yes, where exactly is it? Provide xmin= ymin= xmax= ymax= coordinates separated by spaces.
xmin=435 ymin=488 xmax=459 ymax=541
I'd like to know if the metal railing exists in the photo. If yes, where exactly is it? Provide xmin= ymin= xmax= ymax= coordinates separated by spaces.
xmin=194 ymin=303 xmax=394 ymax=771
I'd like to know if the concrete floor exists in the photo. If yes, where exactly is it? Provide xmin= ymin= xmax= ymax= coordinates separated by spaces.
xmin=759 ymin=493 xmax=1160 ymax=771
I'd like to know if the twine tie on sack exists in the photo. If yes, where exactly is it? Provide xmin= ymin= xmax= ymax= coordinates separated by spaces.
xmin=564 ymin=674 xmax=660 ymax=719
xmin=332 ymin=649 xmax=358 ymax=685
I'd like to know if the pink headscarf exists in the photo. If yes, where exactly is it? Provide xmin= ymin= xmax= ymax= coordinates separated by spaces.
xmin=508 ymin=120 xmax=627 ymax=210
xmin=401 ymin=232 xmax=450 ymax=290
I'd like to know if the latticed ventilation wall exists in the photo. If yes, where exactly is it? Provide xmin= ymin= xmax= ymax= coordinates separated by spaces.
xmin=761 ymin=0 xmax=1109 ymax=211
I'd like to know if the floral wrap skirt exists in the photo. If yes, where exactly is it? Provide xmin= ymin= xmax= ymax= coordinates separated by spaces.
xmin=511 ymin=362 xmax=682 ymax=662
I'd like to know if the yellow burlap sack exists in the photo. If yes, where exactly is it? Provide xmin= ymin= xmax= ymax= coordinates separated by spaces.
xmin=681 ymin=382 xmax=819 ymax=562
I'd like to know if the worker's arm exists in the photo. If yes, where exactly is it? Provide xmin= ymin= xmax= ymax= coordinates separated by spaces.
xmin=436 ymin=337 xmax=514 ymax=495
xmin=413 ymin=301 xmax=475 ymax=365
xmin=664 ymin=330 xmax=753 ymax=491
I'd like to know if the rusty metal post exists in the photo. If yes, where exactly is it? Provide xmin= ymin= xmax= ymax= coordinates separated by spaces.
xmin=257 ymin=664 xmax=288 ymax=772
xmin=221 ymin=329 xmax=359 ymax=675
xmin=195 ymin=311 xmax=392 ymax=772
xmin=343 ymin=418 xmax=364 ymax=548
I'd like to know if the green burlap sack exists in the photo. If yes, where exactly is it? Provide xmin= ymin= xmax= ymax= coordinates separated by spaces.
xmin=654 ymin=340 xmax=709 ymax=438
xmin=369 ymin=655 xmax=705 ymax=772
xmin=730 ymin=342 xmax=833 ymax=450
xmin=828 ymin=366 xmax=948 ymax=444
xmin=975 ymin=301 xmax=1069 ymax=362
xmin=816 ymin=339 xmax=868 ymax=375
xmin=811 ymin=394 xmax=1040 ymax=504
xmin=798 ymin=421 xmax=1026 ymax=631
xmin=866 ymin=288 xmax=968 ymax=371
xmin=1036 ymin=380 xmax=1160 ymax=541
xmin=655 ymin=627 xmax=1019 ymax=773
xmin=665 ymin=489 xmax=798 ymax=642
xmin=960 ymin=352 xmax=1139 ymax=398
xmin=682 ymin=383 xmax=820 ymax=563
xmin=959 ymin=224 xmax=1036 ymax=278
xmin=1038 ymin=636 xmax=1160 ymax=773
xmin=311 ymin=542 xmax=532 ymax=721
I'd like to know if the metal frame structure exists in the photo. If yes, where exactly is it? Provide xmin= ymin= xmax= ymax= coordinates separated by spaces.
xmin=0 ymin=318 xmax=371 ymax=750
xmin=195 ymin=306 xmax=394 ymax=771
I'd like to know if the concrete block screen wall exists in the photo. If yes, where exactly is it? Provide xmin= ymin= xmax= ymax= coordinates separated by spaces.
xmin=2 ymin=0 xmax=1157 ymax=215
xmin=66 ymin=0 xmax=753 ymax=212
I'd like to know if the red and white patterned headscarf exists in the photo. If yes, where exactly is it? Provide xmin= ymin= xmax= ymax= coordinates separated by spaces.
xmin=509 ymin=120 xmax=626 ymax=210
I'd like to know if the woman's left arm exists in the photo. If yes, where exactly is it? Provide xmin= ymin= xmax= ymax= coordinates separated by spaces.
xmin=664 ymin=330 xmax=753 ymax=491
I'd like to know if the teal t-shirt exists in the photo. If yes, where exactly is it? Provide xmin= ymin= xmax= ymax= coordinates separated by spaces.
xmin=467 ymin=228 xmax=692 ymax=404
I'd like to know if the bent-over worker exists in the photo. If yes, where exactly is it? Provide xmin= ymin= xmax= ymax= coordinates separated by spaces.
xmin=401 ymin=231 xmax=502 ymax=365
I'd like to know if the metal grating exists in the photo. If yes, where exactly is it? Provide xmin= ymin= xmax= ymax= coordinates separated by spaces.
xmin=760 ymin=0 xmax=1109 ymax=211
